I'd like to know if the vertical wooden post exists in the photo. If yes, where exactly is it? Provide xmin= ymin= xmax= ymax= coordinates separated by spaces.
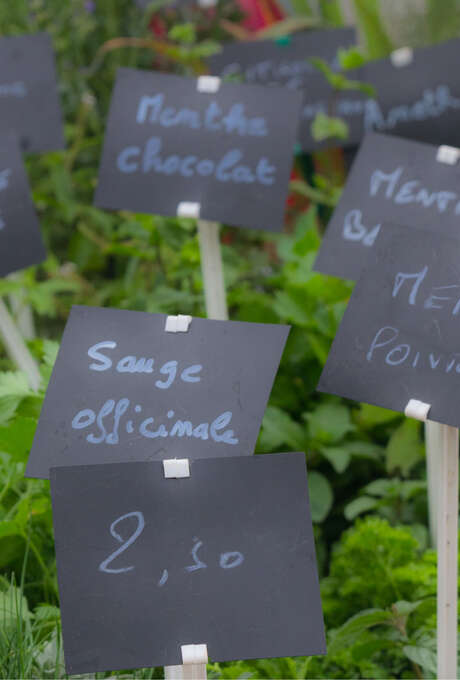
xmin=436 ymin=423 xmax=458 ymax=680
xmin=0 ymin=298 xmax=41 ymax=391
xmin=197 ymin=220 xmax=228 ymax=321
xmin=425 ymin=420 xmax=439 ymax=547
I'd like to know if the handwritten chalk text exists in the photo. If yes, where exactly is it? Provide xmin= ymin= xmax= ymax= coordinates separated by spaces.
xmin=137 ymin=92 xmax=268 ymax=137
xmin=117 ymin=137 xmax=276 ymax=185
xmin=71 ymin=399 xmax=239 ymax=446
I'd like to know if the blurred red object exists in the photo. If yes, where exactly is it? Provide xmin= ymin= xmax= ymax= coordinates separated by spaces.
xmin=236 ymin=0 xmax=285 ymax=31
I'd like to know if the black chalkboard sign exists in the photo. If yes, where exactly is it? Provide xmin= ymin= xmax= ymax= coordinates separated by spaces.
xmin=94 ymin=68 xmax=302 ymax=231
xmin=318 ymin=223 xmax=460 ymax=427
xmin=0 ymin=134 xmax=46 ymax=277
xmin=301 ymin=37 xmax=460 ymax=153
xmin=0 ymin=33 xmax=64 ymax=153
xmin=208 ymin=29 xmax=358 ymax=153
xmin=209 ymin=28 xmax=356 ymax=89
xmin=25 ymin=306 xmax=289 ymax=478
xmin=315 ymin=132 xmax=460 ymax=280
xmin=50 ymin=452 xmax=326 ymax=674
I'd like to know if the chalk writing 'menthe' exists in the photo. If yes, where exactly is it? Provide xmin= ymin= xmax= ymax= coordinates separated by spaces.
xmin=136 ymin=93 xmax=268 ymax=137
xmin=391 ymin=265 xmax=460 ymax=316
xmin=369 ymin=166 xmax=460 ymax=216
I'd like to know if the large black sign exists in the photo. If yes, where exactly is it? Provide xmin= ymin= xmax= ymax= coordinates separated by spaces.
xmin=0 ymin=134 xmax=46 ymax=277
xmin=318 ymin=223 xmax=460 ymax=427
xmin=0 ymin=33 xmax=64 ymax=153
xmin=26 ymin=306 xmax=289 ymax=478
xmin=315 ymin=132 xmax=460 ymax=280
xmin=94 ymin=68 xmax=302 ymax=231
xmin=51 ymin=453 xmax=326 ymax=673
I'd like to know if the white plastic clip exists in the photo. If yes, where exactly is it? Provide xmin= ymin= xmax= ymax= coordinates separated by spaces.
xmin=390 ymin=47 xmax=413 ymax=68
xmin=197 ymin=75 xmax=221 ymax=93
xmin=165 ymin=314 xmax=192 ymax=333
xmin=177 ymin=201 xmax=201 ymax=218
xmin=163 ymin=458 xmax=190 ymax=479
xmin=437 ymin=145 xmax=460 ymax=165
xmin=404 ymin=399 xmax=431 ymax=422
xmin=181 ymin=644 xmax=208 ymax=665
xmin=198 ymin=0 xmax=217 ymax=7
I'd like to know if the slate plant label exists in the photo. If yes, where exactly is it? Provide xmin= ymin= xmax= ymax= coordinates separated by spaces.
xmin=208 ymin=28 xmax=356 ymax=90
xmin=315 ymin=132 xmax=460 ymax=280
xmin=94 ymin=68 xmax=302 ymax=231
xmin=25 ymin=305 xmax=290 ymax=478
xmin=50 ymin=453 xmax=326 ymax=673
xmin=318 ymin=223 xmax=460 ymax=428
xmin=0 ymin=133 xmax=46 ymax=277
xmin=299 ymin=37 xmax=460 ymax=152
xmin=208 ymin=28 xmax=358 ymax=153
xmin=0 ymin=32 xmax=64 ymax=153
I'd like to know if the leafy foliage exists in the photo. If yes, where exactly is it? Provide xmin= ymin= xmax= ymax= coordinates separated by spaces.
xmin=0 ymin=0 xmax=458 ymax=681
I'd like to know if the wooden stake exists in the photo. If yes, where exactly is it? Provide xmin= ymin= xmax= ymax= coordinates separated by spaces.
xmin=197 ymin=220 xmax=228 ymax=321
xmin=425 ymin=420 xmax=439 ymax=548
xmin=8 ymin=272 xmax=36 ymax=340
xmin=0 ymin=298 xmax=41 ymax=391
xmin=164 ymin=663 xmax=207 ymax=680
xmin=436 ymin=423 xmax=458 ymax=680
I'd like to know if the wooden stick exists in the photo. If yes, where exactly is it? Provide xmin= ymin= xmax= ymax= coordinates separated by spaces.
xmin=7 ymin=273 xmax=36 ymax=339
xmin=0 ymin=298 xmax=41 ymax=391
xmin=164 ymin=663 xmax=207 ymax=680
xmin=436 ymin=422 xmax=458 ymax=680
xmin=425 ymin=420 xmax=439 ymax=548
xmin=197 ymin=220 xmax=228 ymax=321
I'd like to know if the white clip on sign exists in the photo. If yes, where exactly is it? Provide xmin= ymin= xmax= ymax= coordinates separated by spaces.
xmin=390 ymin=46 xmax=414 ymax=67
xmin=164 ymin=314 xmax=192 ymax=333
xmin=437 ymin=145 xmax=460 ymax=165
xmin=404 ymin=398 xmax=431 ymax=421
xmin=163 ymin=458 xmax=191 ymax=479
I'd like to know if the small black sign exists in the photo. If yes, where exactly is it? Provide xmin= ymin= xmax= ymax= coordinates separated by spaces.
xmin=315 ymin=132 xmax=460 ymax=280
xmin=26 ymin=306 xmax=289 ymax=478
xmin=208 ymin=28 xmax=358 ymax=153
xmin=301 ymin=38 xmax=460 ymax=152
xmin=0 ymin=33 xmax=64 ymax=153
xmin=209 ymin=28 xmax=356 ymax=89
xmin=94 ymin=68 xmax=302 ymax=231
xmin=0 ymin=134 xmax=46 ymax=277
xmin=51 ymin=453 xmax=326 ymax=674
xmin=318 ymin=223 xmax=460 ymax=427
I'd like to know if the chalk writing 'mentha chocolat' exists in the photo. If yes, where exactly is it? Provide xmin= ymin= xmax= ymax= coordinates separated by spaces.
xmin=318 ymin=224 xmax=460 ymax=427
xmin=315 ymin=133 xmax=460 ymax=280
xmin=95 ymin=68 xmax=302 ymax=231
xmin=25 ymin=306 xmax=289 ymax=478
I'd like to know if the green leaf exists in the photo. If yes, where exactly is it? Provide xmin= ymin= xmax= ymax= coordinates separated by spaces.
xmin=311 ymin=112 xmax=349 ymax=142
xmin=0 ymin=371 xmax=33 ymax=425
xmin=0 ymin=416 xmax=37 ymax=464
xmin=259 ymin=406 xmax=307 ymax=451
xmin=306 ymin=403 xmax=355 ymax=445
xmin=320 ymin=445 xmax=351 ymax=473
xmin=308 ymin=471 xmax=333 ymax=523
xmin=0 ymin=585 xmax=30 ymax=634
xmin=356 ymin=403 xmax=402 ymax=428
xmin=386 ymin=418 xmax=424 ymax=476
xmin=338 ymin=46 xmax=366 ymax=70
xmin=328 ymin=608 xmax=393 ymax=654
xmin=344 ymin=495 xmax=378 ymax=521
xmin=403 ymin=645 xmax=437 ymax=675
